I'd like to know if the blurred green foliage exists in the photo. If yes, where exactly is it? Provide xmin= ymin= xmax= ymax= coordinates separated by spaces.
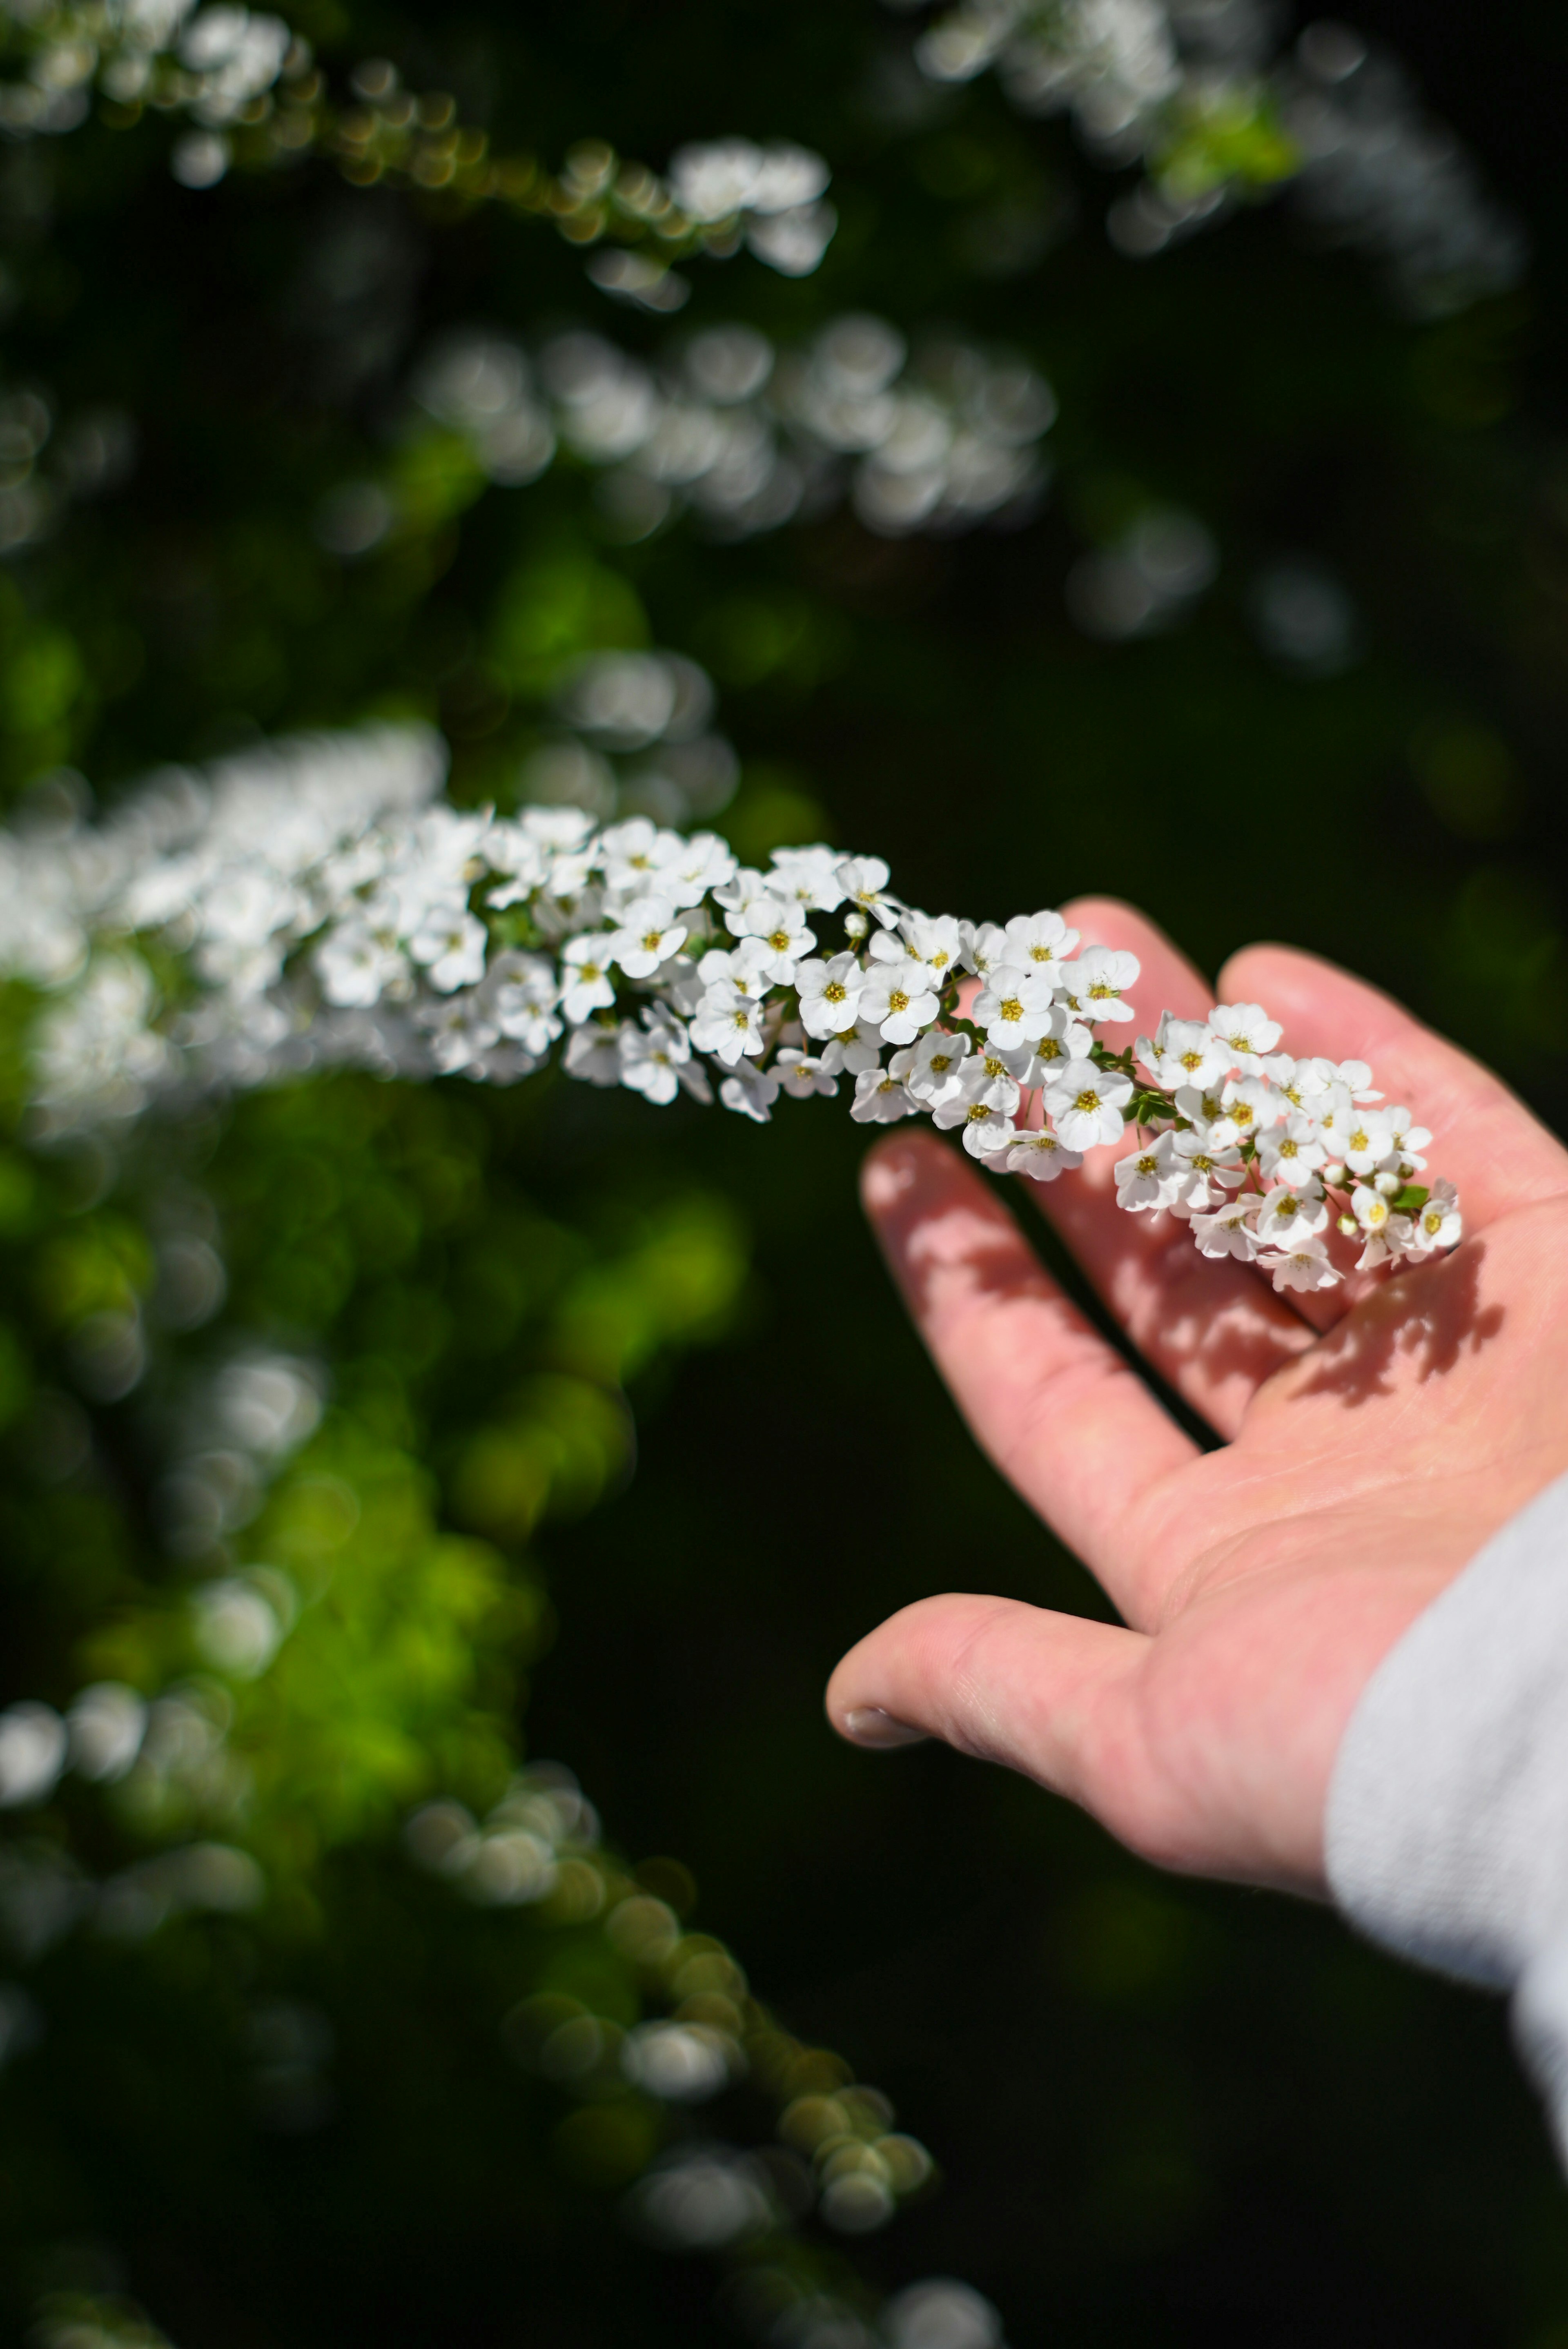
xmin=2 ymin=0 xmax=1568 ymax=2343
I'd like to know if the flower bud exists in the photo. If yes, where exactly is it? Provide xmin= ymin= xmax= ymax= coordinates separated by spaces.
xmin=844 ymin=910 xmax=869 ymax=940
xmin=1375 ymin=1170 xmax=1401 ymax=1197
xmin=1321 ymin=1160 xmax=1346 ymax=1188
xmin=1337 ymin=1214 xmax=1358 ymax=1237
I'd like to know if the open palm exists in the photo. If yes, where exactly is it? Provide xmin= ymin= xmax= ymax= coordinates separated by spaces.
xmin=826 ymin=900 xmax=1568 ymax=1896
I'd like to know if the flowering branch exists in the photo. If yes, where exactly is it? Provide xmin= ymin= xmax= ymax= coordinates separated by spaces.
xmin=1 ymin=731 xmax=1461 ymax=1290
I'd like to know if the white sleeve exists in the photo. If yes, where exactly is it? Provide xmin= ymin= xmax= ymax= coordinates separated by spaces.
xmin=1325 ymin=1468 xmax=1568 ymax=2165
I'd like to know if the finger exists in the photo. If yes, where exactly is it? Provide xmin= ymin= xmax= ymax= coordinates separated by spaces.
xmin=826 ymin=1591 xmax=1172 ymax=1857
xmin=863 ymin=1129 xmax=1198 ymax=1626
xmin=1220 ymin=943 xmax=1568 ymax=1232
xmin=1024 ymin=897 xmax=1316 ymax=1435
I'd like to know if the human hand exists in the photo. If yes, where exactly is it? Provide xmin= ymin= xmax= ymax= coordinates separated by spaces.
xmin=826 ymin=901 xmax=1568 ymax=1897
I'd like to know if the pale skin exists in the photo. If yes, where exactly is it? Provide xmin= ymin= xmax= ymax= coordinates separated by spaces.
xmin=825 ymin=898 xmax=1568 ymax=1898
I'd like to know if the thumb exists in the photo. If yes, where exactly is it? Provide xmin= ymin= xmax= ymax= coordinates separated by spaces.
xmin=826 ymin=1592 xmax=1151 ymax=1824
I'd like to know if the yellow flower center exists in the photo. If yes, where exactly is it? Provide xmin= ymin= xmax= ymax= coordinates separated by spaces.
xmin=1000 ymin=997 xmax=1024 ymax=1023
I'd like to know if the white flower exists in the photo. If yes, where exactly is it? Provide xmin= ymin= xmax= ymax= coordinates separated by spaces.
xmin=662 ymin=831 xmax=737 ymax=909
xmin=1060 ymin=944 xmax=1139 ymax=1024
xmin=1017 ymin=1007 xmax=1093 ymax=1081
xmin=1405 ymin=1177 xmax=1462 ymax=1257
xmin=485 ymin=951 xmax=561 ymax=1056
xmin=719 ymin=1061 xmax=780 ymax=1122
xmin=1350 ymin=1182 xmax=1392 ymax=1234
xmin=774 ymin=1047 xmax=838 ymax=1098
xmin=599 ymin=816 xmax=687 ymax=895
xmin=1113 ymin=1130 xmax=1184 ymax=1211
xmin=898 ymin=909 xmax=964 ymax=979
xmin=1206 ymin=1000 xmax=1284 ymax=1070
xmin=724 ymin=892 xmax=815 ymax=982
xmin=836 ymin=855 xmax=900 ymax=929
xmin=1137 ymin=1014 xmax=1229 ymax=1091
xmin=860 ymin=952 xmax=940 ymax=1045
xmin=1190 ymin=1196 xmax=1261 ymax=1260
xmin=1042 ymin=1058 xmax=1133 ymax=1150
xmin=560 ymin=933 xmax=618 ymax=1023
xmin=608 ymin=894 xmax=689 ymax=979
xmin=931 ymin=1053 xmax=1020 ymax=1128
xmin=564 ymin=1020 xmax=625 ymax=1086
xmin=417 ymin=988 xmax=499 ymax=1075
xmin=620 ymin=1012 xmax=697 ymax=1106
xmin=1198 ymin=1074 xmax=1282 ymax=1151
xmin=690 ymin=981 xmax=765 ymax=1065
xmin=1254 ymin=1183 xmax=1329 ymax=1250
xmin=962 ymin=920 xmax=1008 ymax=977
xmin=1002 ymin=909 xmax=1078 ymax=984
xmin=1167 ymin=1127 xmax=1245 ymax=1212
xmin=1383 ymin=1106 xmax=1433 ymax=1173
xmin=850 ymin=1066 xmax=918 ymax=1123
xmin=697 ymin=938 xmax=773 ymax=995
xmin=1340 ymin=1108 xmax=1396 ymax=1178
xmin=962 ymin=1108 xmax=1017 ymax=1159
xmin=1258 ymin=1238 xmax=1341 ymax=1294
xmin=819 ymin=1020 xmax=884 ymax=1076
xmin=972 ymin=964 xmax=1058 ymax=1050
xmin=796 ymin=952 xmax=868 ymax=1039
xmin=316 ymin=922 xmax=407 ymax=1008
xmin=768 ymin=844 xmax=845 ymax=914
xmin=1003 ymin=1127 xmax=1083 ymax=1181
xmin=408 ymin=905 xmax=488 ymax=992
xmin=891 ymin=1028 xmax=970 ymax=1110
xmin=1256 ymin=1113 xmax=1327 ymax=1181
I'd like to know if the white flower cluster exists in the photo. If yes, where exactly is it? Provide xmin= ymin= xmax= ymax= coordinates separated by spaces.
xmin=0 ymin=0 xmax=292 ymax=146
xmin=0 ymin=726 xmax=1460 ymax=1287
xmin=910 ymin=0 xmax=1524 ymax=312
xmin=409 ymin=314 xmax=1055 ymax=544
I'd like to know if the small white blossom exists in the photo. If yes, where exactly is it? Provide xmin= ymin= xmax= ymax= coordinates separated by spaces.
xmin=560 ymin=933 xmax=618 ymax=1023
xmin=1190 ymin=1196 xmax=1262 ymax=1260
xmin=962 ymin=919 xmax=1007 ymax=977
xmin=1206 ymin=1001 xmax=1284 ymax=1070
xmin=1340 ymin=1108 xmax=1396 ymax=1178
xmin=898 ymin=909 xmax=965 ymax=979
xmin=768 ymin=843 xmax=846 ymax=914
xmin=819 ymin=1021 xmax=884 ymax=1076
xmin=725 ymin=894 xmax=816 ymax=982
xmin=485 ymin=952 xmax=562 ymax=1056
xmin=1003 ymin=1127 xmax=1083 ymax=1181
xmin=796 ymin=951 xmax=867 ymax=1039
xmin=1255 ymin=1183 xmax=1329 ymax=1250
xmin=1113 ymin=1130 xmax=1184 ymax=1211
xmin=891 ymin=1028 xmax=970 ymax=1110
xmin=972 ymin=964 xmax=1058 ymax=1050
xmin=1002 ymin=909 xmax=1078 ymax=984
xmin=1167 ymin=1127 xmax=1245 ymax=1212
xmin=850 ymin=1066 xmax=918 ymax=1123
xmin=1258 ymin=1238 xmax=1341 ymax=1294
xmin=962 ymin=1107 xmax=1018 ymax=1159
xmin=599 ymin=816 xmax=688 ymax=895
xmin=774 ymin=1047 xmax=838 ymax=1098
xmin=1042 ymin=1058 xmax=1133 ymax=1150
xmin=1138 ymin=1014 xmax=1229 ymax=1091
xmin=860 ymin=953 xmax=940 ymax=1045
xmin=836 ymin=856 xmax=900 ymax=929
xmin=563 ymin=1021 xmax=625 ymax=1086
xmin=1404 ymin=1178 xmax=1462 ymax=1257
xmin=609 ymin=895 xmax=689 ymax=980
xmin=690 ymin=981 xmax=765 ymax=1065
xmin=719 ymin=1061 xmax=780 ymax=1122
xmin=620 ymin=1012 xmax=695 ymax=1105
xmin=1256 ymin=1113 xmax=1327 ymax=1181
xmin=1061 ymin=944 xmax=1139 ymax=1024
xmin=408 ymin=905 xmax=488 ymax=993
